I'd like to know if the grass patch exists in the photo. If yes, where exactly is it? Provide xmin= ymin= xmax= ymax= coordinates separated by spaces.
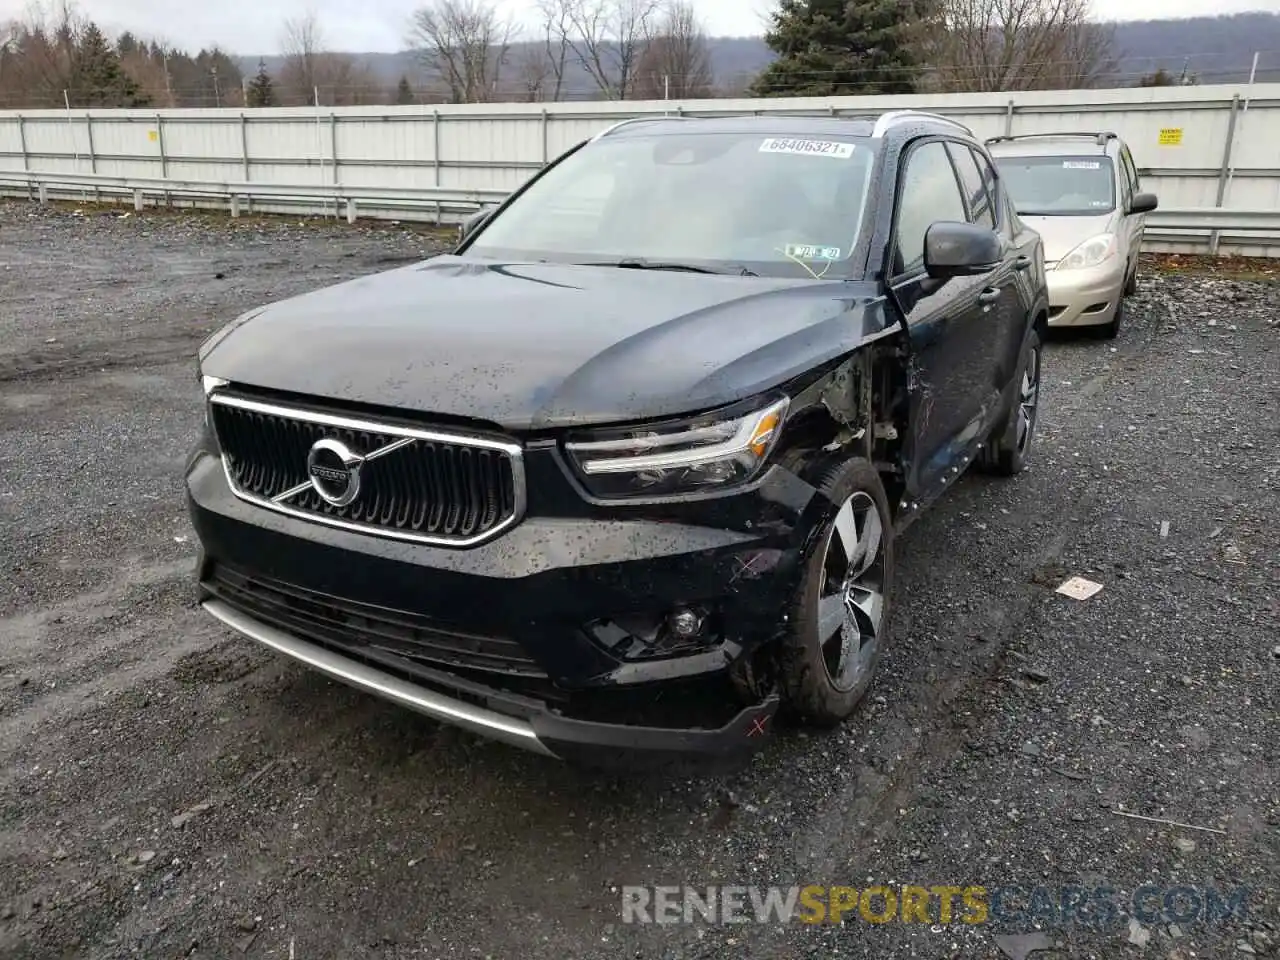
xmin=1140 ymin=252 xmax=1279 ymax=283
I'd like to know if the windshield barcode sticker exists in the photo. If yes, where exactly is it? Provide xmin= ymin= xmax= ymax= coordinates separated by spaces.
xmin=759 ymin=138 xmax=855 ymax=159
xmin=786 ymin=244 xmax=842 ymax=260
xmin=1063 ymin=160 xmax=1101 ymax=169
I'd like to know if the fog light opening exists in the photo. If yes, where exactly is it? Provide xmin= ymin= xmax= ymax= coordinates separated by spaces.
xmin=667 ymin=606 xmax=706 ymax=641
xmin=585 ymin=605 xmax=720 ymax=661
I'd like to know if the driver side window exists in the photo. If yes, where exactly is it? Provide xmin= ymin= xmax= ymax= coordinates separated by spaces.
xmin=893 ymin=141 xmax=969 ymax=277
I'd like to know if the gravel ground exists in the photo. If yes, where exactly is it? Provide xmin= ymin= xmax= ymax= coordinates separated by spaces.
xmin=0 ymin=200 xmax=1276 ymax=960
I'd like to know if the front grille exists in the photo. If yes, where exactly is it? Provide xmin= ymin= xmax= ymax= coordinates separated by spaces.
xmin=208 ymin=393 xmax=523 ymax=546
xmin=206 ymin=564 xmax=549 ymax=680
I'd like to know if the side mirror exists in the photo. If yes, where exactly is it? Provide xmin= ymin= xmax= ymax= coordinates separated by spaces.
xmin=924 ymin=221 xmax=1003 ymax=279
xmin=1129 ymin=192 xmax=1158 ymax=215
xmin=458 ymin=206 xmax=493 ymax=244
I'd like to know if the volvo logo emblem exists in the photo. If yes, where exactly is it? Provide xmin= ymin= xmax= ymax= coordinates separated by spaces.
xmin=307 ymin=438 xmax=365 ymax=507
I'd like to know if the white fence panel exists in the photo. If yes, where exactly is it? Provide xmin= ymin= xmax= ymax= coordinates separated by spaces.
xmin=160 ymin=117 xmax=246 ymax=162
xmin=21 ymin=117 xmax=81 ymax=164
xmin=87 ymin=117 xmax=160 ymax=166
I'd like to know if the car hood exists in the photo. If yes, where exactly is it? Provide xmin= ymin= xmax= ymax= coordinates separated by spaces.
xmin=200 ymin=255 xmax=888 ymax=431
xmin=1019 ymin=213 xmax=1117 ymax=264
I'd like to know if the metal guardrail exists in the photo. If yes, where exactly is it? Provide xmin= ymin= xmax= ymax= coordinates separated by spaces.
xmin=1141 ymin=208 xmax=1280 ymax=231
xmin=2 ymin=169 xmax=1280 ymax=242
xmin=0 ymin=170 xmax=509 ymax=224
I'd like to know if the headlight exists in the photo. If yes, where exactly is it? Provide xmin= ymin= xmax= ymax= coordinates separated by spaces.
xmin=1056 ymin=233 xmax=1117 ymax=271
xmin=563 ymin=396 xmax=790 ymax=500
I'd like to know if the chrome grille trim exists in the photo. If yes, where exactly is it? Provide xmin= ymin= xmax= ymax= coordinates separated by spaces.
xmin=207 ymin=391 xmax=526 ymax=548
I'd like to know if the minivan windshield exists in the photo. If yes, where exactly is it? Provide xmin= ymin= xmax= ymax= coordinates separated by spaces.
xmin=466 ymin=130 xmax=877 ymax=279
xmin=994 ymin=155 xmax=1117 ymax=216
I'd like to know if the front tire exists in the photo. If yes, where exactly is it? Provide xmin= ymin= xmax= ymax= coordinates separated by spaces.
xmin=1096 ymin=297 xmax=1124 ymax=340
xmin=981 ymin=326 xmax=1041 ymax=476
xmin=780 ymin=458 xmax=894 ymax=727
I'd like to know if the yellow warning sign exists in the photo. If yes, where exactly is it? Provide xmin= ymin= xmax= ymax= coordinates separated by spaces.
xmin=148 ymin=130 xmax=158 ymax=142
xmin=1158 ymin=127 xmax=1183 ymax=146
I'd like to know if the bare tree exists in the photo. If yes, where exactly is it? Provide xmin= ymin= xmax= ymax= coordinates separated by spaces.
xmin=514 ymin=44 xmax=552 ymax=101
xmin=0 ymin=1 xmax=104 ymax=107
xmin=561 ymin=0 xmax=660 ymax=99
xmin=632 ymin=0 xmax=712 ymax=100
xmin=528 ymin=0 xmax=574 ymax=101
xmin=119 ymin=44 xmax=174 ymax=105
xmin=317 ymin=54 xmax=383 ymax=105
xmin=277 ymin=10 xmax=376 ymax=105
xmin=279 ymin=9 xmax=324 ymax=103
xmin=0 ymin=20 xmax=18 ymax=94
xmin=920 ymin=0 xmax=1116 ymax=92
xmin=408 ymin=0 xmax=518 ymax=103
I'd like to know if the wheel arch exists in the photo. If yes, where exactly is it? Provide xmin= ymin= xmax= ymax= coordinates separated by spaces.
xmin=1033 ymin=306 xmax=1049 ymax=341
xmin=773 ymin=342 xmax=910 ymax=515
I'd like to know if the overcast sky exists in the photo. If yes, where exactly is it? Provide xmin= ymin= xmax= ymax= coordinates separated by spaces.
xmin=52 ymin=0 xmax=1280 ymax=54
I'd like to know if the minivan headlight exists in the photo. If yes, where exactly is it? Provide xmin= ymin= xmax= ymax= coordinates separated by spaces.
xmin=1056 ymin=233 xmax=1117 ymax=271
xmin=563 ymin=396 xmax=789 ymax=500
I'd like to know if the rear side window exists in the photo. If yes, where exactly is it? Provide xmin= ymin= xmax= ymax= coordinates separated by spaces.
xmin=945 ymin=142 xmax=995 ymax=229
xmin=894 ymin=141 xmax=968 ymax=276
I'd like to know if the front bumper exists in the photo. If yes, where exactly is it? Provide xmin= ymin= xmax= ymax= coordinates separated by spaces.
xmin=202 ymin=598 xmax=779 ymax=769
xmin=186 ymin=445 xmax=820 ymax=768
xmin=1045 ymin=259 xmax=1125 ymax=327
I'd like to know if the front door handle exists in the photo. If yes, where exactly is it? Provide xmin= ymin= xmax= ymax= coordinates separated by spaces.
xmin=978 ymin=288 xmax=1001 ymax=305
xmin=1013 ymin=255 xmax=1032 ymax=271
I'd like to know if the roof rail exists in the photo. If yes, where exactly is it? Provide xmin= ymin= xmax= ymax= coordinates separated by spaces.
xmin=871 ymin=110 xmax=973 ymax=138
xmin=985 ymin=131 xmax=1118 ymax=147
xmin=591 ymin=115 xmax=691 ymax=141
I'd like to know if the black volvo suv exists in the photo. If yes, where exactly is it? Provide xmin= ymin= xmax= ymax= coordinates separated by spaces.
xmin=187 ymin=110 xmax=1049 ymax=769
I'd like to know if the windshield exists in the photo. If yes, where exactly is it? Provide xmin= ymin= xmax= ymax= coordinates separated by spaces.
xmin=466 ymin=131 xmax=877 ymax=278
xmin=994 ymin=155 xmax=1117 ymax=216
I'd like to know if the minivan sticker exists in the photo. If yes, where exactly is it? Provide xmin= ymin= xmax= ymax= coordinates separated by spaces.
xmin=785 ymin=244 xmax=842 ymax=260
xmin=1063 ymin=160 xmax=1101 ymax=169
xmin=759 ymin=138 xmax=855 ymax=159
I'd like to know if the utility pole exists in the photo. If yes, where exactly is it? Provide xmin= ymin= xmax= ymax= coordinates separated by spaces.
xmin=212 ymin=65 xmax=222 ymax=106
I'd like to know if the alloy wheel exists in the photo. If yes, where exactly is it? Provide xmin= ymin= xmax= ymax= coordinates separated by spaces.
xmin=1015 ymin=344 xmax=1041 ymax=455
xmin=816 ymin=491 xmax=887 ymax=693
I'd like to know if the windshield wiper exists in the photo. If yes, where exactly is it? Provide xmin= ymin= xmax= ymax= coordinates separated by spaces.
xmin=588 ymin=258 xmax=758 ymax=277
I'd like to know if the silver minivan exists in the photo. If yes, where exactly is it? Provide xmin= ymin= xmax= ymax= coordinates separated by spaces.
xmin=986 ymin=132 xmax=1158 ymax=338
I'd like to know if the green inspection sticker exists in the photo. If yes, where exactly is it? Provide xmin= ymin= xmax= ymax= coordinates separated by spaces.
xmin=786 ymin=244 xmax=842 ymax=261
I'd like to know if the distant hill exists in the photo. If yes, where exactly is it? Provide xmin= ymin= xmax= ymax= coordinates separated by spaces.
xmin=236 ymin=12 xmax=1280 ymax=101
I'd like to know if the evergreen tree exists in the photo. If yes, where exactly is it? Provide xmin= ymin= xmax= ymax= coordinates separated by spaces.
xmin=395 ymin=75 xmax=415 ymax=105
xmin=68 ymin=22 xmax=151 ymax=107
xmin=247 ymin=59 xmax=276 ymax=106
xmin=750 ymin=0 xmax=926 ymax=97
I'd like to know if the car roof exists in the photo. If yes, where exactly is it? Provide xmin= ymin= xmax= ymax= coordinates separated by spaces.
xmin=595 ymin=113 xmax=973 ymax=144
xmin=985 ymin=134 xmax=1122 ymax=158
